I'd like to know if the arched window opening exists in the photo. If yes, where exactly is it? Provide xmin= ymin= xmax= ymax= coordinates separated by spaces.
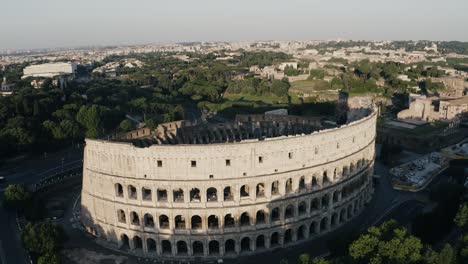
xmin=128 ymin=185 xmax=137 ymax=199
xmin=159 ymin=215 xmax=169 ymax=229
xmin=297 ymin=225 xmax=306 ymax=240
xmin=284 ymin=229 xmax=292 ymax=244
xmin=331 ymin=213 xmax=338 ymax=227
xmin=225 ymin=239 xmax=235 ymax=253
xmin=175 ymin=215 xmax=186 ymax=229
xmin=147 ymin=238 xmax=156 ymax=252
xmin=256 ymin=235 xmax=265 ymax=249
xmin=270 ymin=232 xmax=279 ymax=247
xmin=285 ymin=205 xmax=294 ymax=219
xmin=173 ymin=188 xmax=184 ymax=202
xmin=240 ymin=185 xmax=250 ymax=198
xmin=142 ymin=187 xmax=152 ymax=201
xmin=157 ymin=189 xmax=167 ymax=202
xmin=207 ymin=188 xmax=217 ymax=202
xmin=208 ymin=215 xmax=219 ymax=229
xmin=299 ymin=176 xmax=306 ymax=191
xmin=115 ymin=183 xmax=124 ymax=197
xmin=190 ymin=188 xmax=201 ymax=202
xmin=241 ymin=237 xmax=251 ymax=252
xmin=310 ymin=221 xmax=317 ymax=235
xmin=312 ymin=176 xmax=318 ymax=187
xmin=320 ymin=217 xmax=329 ymax=232
xmin=322 ymin=171 xmax=330 ymax=185
xmin=191 ymin=215 xmax=202 ymax=229
xmin=240 ymin=212 xmax=250 ymax=226
xmin=224 ymin=214 xmax=235 ymax=228
xmin=321 ymin=194 xmax=329 ymax=209
xmin=120 ymin=234 xmax=129 ymax=250
xmin=271 ymin=207 xmax=280 ymax=222
xmin=256 ymin=183 xmax=265 ymax=198
xmin=298 ymin=201 xmax=307 ymax=215
xmin=310 ymin=198 xmax=319 ymax=211
xmin=285 ymin=178 xmax=293 ymax=194
xmin=343 ymin=166 xmax=349 ymax=177
xmin=144 ymin=213 xmax=154 ymax=228
xmin=350 ymin=163 xmax=355 ymax=173
xmin=162 ymin=240 xmax=172 ymax=255
xmin=220 ymin=187 xmax=231 ymax=202
xmin=333 ymin=191 xmax=339 ymax=203
xmin=133 ymin=236 xmax=143 ymax=250
xmin=117 ymin=210 xmax=126 ymax=223
xmin=256 ymin=210 xmax=266 ymax=224
xmin=130 ymin=212 xmax=140 ymax=225
xmin=193 ymin=241 xmax=204 ymax=256
xmin=271 ymin=181 xmax=279 ymax=195
xmin=340 ymin=209 xmax=346 ymax=223
xmin=209 ymin=240 xmax=219 ymax=255
xmin=177 ymin=241 xmax=188 ymax=255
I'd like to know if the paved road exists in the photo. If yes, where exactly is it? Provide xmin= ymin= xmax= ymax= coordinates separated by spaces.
xmin=0 ymin=147 xmax=83 ymax=264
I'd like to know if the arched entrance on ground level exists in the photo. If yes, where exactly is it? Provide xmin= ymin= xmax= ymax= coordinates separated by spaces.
xmin=191 ymin=215 xmax=202 ymax=229
xmin=241 ymin=237 xmax=251 ymax=252
xmin=209 ymin=240 xmax=219 ymax=255
xmin=133 ymin=236 xmax=142 ymax=250
xmin=297 ymin=225 xmax=306 ymax=240
xmin=340 ymin=208 xmax=346 ymax=223
xmin=320 ymin=217 xmax=328 ymax=232
xmin=331 ymin=212 xmax=338 ymax=227
xmin=284 ymin=229 xmax=293 ymax=244
xmin=225 ymin=239 xmax=235 ymax=253
xmin=147 ymin=238 xmax=156 ymax=252
xmin=177 ymin=241 xmax=188 ymax=255
xmin=298 ymin=201 xmax=307 ymax=215
xmin=161 ymin=240 xmax=171 ymax=255
xmin=120 ymin=234 xmax=129 ymax=250
xmin=240 ymin=212 xmax=250 ymax=226
xmin=310 ymin=221 xmax=317 ymax=235
xmin=256 ymin=235 xmax=265 ymax=249
xmin=193 ymin=241 xmax=204 ymax=256
xmin=270 ymin=232 xmax=279 ymax=247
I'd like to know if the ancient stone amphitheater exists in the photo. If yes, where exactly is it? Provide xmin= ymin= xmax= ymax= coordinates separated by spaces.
xmin=80 ymin=109 xmax=377 ymax=259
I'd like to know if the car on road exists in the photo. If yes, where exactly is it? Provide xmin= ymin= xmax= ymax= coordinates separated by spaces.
xmin=0 ymin=176 xmax=5 ymax=184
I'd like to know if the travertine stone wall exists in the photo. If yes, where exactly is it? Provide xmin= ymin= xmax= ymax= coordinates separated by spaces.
xmin=80 ymin=110 xmax=377 ymax=259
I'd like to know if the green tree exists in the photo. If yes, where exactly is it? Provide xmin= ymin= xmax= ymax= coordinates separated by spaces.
xmin=3 ymin=184 xmax=31 ymax=210
xmin=37 ymin=252 xmax=59 ymax=264
xmin=21 ymin=221 xmax=63 ymax=256
xmin=455 ymin=204 xmax=468 ymax=232
xmin=299 ymin=253 xmax=311 ymax=264
xmin=119 ymin=119 xmax=134 ymax=132
xmin=311 ymin=258 xmax=331 ymax=264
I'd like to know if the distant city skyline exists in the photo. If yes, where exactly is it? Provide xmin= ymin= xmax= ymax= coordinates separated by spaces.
xmin=2 ymin=0 xmax=468 ymax=51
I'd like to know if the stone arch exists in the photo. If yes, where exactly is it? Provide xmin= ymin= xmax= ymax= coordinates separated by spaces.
xmin=342 ymin=166 xmax=349 ymax=177
xmin=120 ymin=233 xmax=129 ymax=250
xmin=256 ymin=235 xmax=265 ymax=249
xmin=310 ymin=221 xmax=318 ymax=235
xmin=192 ymin=241 xmax=204 ymax=256
xmin=270 ymin=232 xmax=279 ymax=247
xmin=298 ymin=201 xmax=307 ymax=215
xmin=177 ymin=241 xmax=188 ymax=255
xmin=285 ymin=204 xmax=295 ymax=219
xmin=190 ymin=188 xmax=201 ymax=202
xmin=320 ymin=217 xmax=329 ymax=232
xmin=271 ymin=180 xmax=279 ymax=195
xmin=147 ymin=238 xmax=156 ymax=252
xmin=321 ymin=194 xmax=329 ymax=209
xmin=256 ymin=183 xmax=265 ymax=198
xmin=297 ymin=225 xmax=306 ymax=240
xmin=115 ymin=183 xmax=124 ymax=197
xmin=224 ymin=214 xmax=235 ymax=228
xmin=142 ymin=187 xmax=152 ymax=201
xmin=299 ymin=176 xmax=306 ymax=190
xmin=271 ymin=207 xmax=280 ymax=222
xmin=312 ymin=176 xmax=318 ymax=187
xmin=191 ymin=215 xmax=202 ymax=229
xmin=332 ymin=190 xmax=340 ymax=203
xmin=175 ymin=215 xmax=186 ymax=229
xmin=161 ymin=240 xmax=172 ymax=255
xmin=157 ymin=188 xmax=168 ymax=202
xmin=331 ymin=212 xmax=338 ymax=227
xmin=159 ymin=215 xmax=169 ymax=229
xmin=208 ymin=215 xmax=219 ymax=229
xmin=223 ymin=186 xmax=233 ymax=201
xmin=310 ymin=198 xmax=319 ymax=211
xmin=133 ymin=235 xmax=143 ymax=250
xmin=207 ymin=187 xmax=218 ymax=202
xmin=130 ymin=211 xmax=140 ymax=226
xmin=322 ymin=171 xmax=330 ymax=185
xmin=285 ymin=178 xmax=293 ymax=194
xmin=340 ymin=208 xmax=347 ymax=223
xmin=241 ymin=237 xmax=251 ymax=252
xmin=225 ymin=239 xmax=235 ymax=254
xmin=240 ymin=212 xmax=250 ymax=226
xmin=173 ymin=188 xmax=184 ymax=202
xmin=240 ymin=185 xmax=250 ymax=197
xmin=144 ymin=213 xmax=154 ymax=228
xmin=256 ymin=210 xmax=266 ymax=224
xmin=128 ymin=185 xmax=137 ymax=199
xmin=284 ymin=229 xmax=293 ymax=244
xmin=117 ymin=209 xmax=126 ymax=223
xmin=209 ymin=240 xmax=219 ymax=255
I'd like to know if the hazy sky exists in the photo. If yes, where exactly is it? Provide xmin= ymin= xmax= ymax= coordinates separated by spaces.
xmin=2 ymin=0 xmax=467 ymax=50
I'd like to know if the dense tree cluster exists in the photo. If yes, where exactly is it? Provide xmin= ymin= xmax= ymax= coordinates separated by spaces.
xmin=21 ymin=221 xmax=63 ymax=264
xmin=226 ymin=77 xmax=290 ymax=97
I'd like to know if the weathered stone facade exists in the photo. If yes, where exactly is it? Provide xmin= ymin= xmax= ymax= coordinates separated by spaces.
xmin=80 ymin=110 xmax=377 ymax=259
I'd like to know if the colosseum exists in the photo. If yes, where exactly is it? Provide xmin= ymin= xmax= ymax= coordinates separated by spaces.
xmin=80 ymin=108 xmax=377 ymax=259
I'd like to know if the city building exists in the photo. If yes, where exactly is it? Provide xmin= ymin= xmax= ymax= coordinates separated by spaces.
xmin=80 ymin=109 xmax=377 ymax=259
xmin=22 ymin=62 xmax=77 ymax=79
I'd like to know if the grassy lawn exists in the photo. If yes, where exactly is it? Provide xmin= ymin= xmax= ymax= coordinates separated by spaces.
xmin=290 ymin=79 xmax=334 ymax=94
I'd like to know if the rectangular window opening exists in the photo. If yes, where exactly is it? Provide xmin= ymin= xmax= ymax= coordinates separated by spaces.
xmin=226 ymin=159 xmax=231 ymax=166
xmin=157 ymin=160 xmax=163 ymax=167
xmin=191 ymin=160 xmax=197 ymax=167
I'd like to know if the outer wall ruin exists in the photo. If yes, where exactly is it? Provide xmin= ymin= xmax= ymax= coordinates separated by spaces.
xmin=80 ymin=110 xmax=377 ymax=259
